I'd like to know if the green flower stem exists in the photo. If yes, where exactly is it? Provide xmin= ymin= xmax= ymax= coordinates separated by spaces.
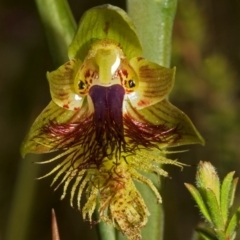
xmin=124 ymin=1 xmax=178 ymax=240
xmin=97 ymin=221 xmax=116 ymax=240
xmin=5 ymin=156 xmax=39 ymax=240
xmin=127 ymin=0 xmax=177 ymax=67
xmin=96 ymin=197 xmax=116 ymax=240
xmin=35 ymin=0 xmax=77 ymax=66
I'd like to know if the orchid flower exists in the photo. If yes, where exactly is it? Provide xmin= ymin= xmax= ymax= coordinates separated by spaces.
xmin=21 ymin=5 xmax=204 ymax=240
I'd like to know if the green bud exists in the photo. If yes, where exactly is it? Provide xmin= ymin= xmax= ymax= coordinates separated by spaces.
xmin=196 ymin=161 xmax=220 ymax=203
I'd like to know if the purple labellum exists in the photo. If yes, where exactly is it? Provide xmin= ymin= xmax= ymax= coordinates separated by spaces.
xmin=89 ymin=84 xmax=126 ymax=160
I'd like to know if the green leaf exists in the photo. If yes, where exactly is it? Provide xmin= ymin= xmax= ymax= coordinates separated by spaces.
xmin=195 ymin=227 xmax=218 ymax=240
xmin=205 ymin=188 xmax=224 ymax=231
xmin=185 ymin=183 xmax=212 ymax=223
xmin=68 ymin=5 xmax=142 ymax=61
xmin=226 ymin=206 xmax=240 ymax=239
xmin=229 ymin=178 xmax=239 ymax=207
xmin=220 ymin=171 xmax=235 ymax=226
xmin=214 ymin=230 xmax=227 ymax=240
xmin=125 ymin=99 xmax=204 ymax=148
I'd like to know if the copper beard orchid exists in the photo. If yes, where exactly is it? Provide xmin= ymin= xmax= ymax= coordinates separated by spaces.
xmin=21 ymin=5 xmax=204 ymax=240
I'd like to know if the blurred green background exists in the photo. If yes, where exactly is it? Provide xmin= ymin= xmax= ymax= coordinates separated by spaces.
xmin=1 ymin=0 xmax=240 ymax=240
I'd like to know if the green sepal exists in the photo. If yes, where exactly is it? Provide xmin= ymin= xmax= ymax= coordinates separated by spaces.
xmin=126 ymin=99 xmax=204 ymax=148
xmin=220 ymin=171 xmax=235 ymax=225
xmin=226 ymin=206 xmax=240 ymax=239
xmin=205 ymin=188 xmax=224 ymax=231
xmin=185 ymin=183 xmax=212 ymax=223
xmin=68 ymin=4 xmax=142 ymax=61
xmin=21 ymin=100 xmax=90 ymax=157
xmin=195 ymin=227 xmax=218 ymax=240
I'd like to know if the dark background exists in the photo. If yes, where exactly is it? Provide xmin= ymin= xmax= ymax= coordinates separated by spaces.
xmin=1 ymin=0 xmax=240 ymax=239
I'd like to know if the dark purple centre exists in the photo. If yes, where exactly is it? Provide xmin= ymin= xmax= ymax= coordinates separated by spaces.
xmin=88 ymin=84 xmax=126 ymax=159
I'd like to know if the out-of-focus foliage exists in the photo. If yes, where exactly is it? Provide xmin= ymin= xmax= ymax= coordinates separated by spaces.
xmin=171 ymin=0 xmax=240 ymax=169
xmin=164 ymin=0 xmax=240 ymax=239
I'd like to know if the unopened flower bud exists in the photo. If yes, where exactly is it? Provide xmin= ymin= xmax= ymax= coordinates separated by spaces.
xmin=196 ymin=161 xmax=220 ymax=203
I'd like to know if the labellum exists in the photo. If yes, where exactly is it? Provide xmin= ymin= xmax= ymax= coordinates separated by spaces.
xmin=21 ymin=5 xmax=204 ymax=240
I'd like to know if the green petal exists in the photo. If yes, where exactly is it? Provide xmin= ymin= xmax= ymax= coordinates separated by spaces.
xmin=21 ymin=100 xmax=91 ymax=157
xmin=125 ymin=99 xmax=204 ymax=148
xmin=68 ymin=4 xmax=142 ymax=60
xmin=128 ymin=57 xmax=175 ymax=109
xmin=47 ymin=59 xmax=84 ymax=111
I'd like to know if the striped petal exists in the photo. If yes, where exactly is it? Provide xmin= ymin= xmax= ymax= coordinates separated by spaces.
xmin=128 ymin=57 xmax=175 ymax=109
xmin=47 ymin=59 xmax=84 ymax=111
xmin=21 ymin=100 xmax=91 ymax=156
xmin=124 ymin=99 xmax=204 ymax=148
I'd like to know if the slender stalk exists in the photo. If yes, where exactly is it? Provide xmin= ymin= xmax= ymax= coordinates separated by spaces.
xmin=95 ymin=196 xmax=116 ymax=240
xmin=97 ymin=221 xmax=116 ymax=240
xmin=123 ymin=1 xmax=178 ymax=240
xmin=5 ymin=156 xmax=39 ymax=240
xmin=127 ymin=0 xmax=177 ymax=67
xmin=35 ymin=0 xmax=77 ymax=66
